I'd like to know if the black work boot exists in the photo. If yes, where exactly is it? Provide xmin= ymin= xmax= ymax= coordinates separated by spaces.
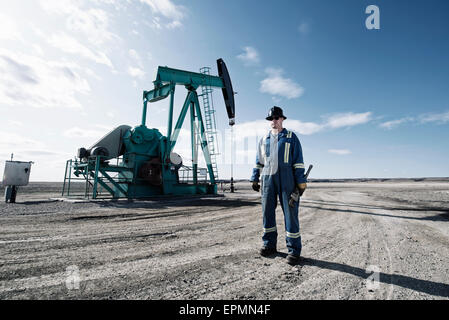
xmin=259 ymin=246 xmax=277 ymax=257
xmin=286 ymin=254 xmax=301 ymax=265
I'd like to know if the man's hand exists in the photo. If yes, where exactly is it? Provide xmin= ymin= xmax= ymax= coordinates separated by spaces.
xmin=297 ymin=183 xmax=307 ymax=196
xmin=252 ymin=181 xmax=260 ymax=192
xmin=288 ymin=183 xmax=307 ymax=207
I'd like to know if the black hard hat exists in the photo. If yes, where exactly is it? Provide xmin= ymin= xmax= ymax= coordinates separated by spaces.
xmin=266 ymin=106 xmax=286 ymax=120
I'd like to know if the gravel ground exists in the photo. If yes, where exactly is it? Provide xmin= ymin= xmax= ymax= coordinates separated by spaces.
xmin=0 ymin=180 xmax=448 ymax=299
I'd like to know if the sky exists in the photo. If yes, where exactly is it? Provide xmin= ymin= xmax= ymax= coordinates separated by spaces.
xmin=1 ymin=0 xmax=448 ymax=182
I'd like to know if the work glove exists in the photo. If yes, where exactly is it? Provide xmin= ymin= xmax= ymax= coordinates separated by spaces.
xmin=288 ymin=183 xmax=307 ymax=207
xmin=251 ymin=181 xmax=260 ymax=192
xmin=297 ymin=183 xmax=307 ymax=197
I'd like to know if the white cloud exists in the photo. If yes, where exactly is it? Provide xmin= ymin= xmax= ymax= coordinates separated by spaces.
xmin=67 ymin=8 xmax=117 ymax=44
xmin=129 ymin=49 xmax=143 ymax=68
xmin=167 ymin=20 xmax=182 ymax=29
xmin=37 ymin=1 xmax=119 ymax=72
xmin=39 ymin=0 xmax=119 ymax=45
xmin=8 ymin=120 xmax=23 ymax=127
xmin=128 ymin=49 xmax=146 ymax=78
xmin=140 ymin=0 xmax=184 ymax=20
xmin=32 ymin=44 xmax=45 ymax=56
xmin=237 ymin=46 xmax=260 ymax=66
xmin=0 ymin=48 xmax=90 ymax=109
xmin=285 ymin=119 xmax=325 ymax=135
xmin=48 ymin=33 xmax=113 ymax=68
xmin=260 ymin=68 xmax=304 ymax=99
xmin=94 ymin=124 xmax=114 ymax=132
xmin=419 ymin=111 xmax=449 ymax=124
xmin=328 ymin=149 xmax=351 ymax=155
xmin=289 ymin=112 xmax=372 ymax=135
xmin=127 ymin=66 xmax=145 ymax=79
xmin=0 ymin=13 xmax=22 ymax=41
xmin=140 ymin=0 xmax=186 ymax=29
xmin=148 ymin=17 xmax=163 ymax=30
xmin=63 ymin=127 xmax=106 ymax=139
xmin=0 ymin=131 xmax=46 ymax=151
xmin=379 ymin=117 xmax=413 ymax=129
xmin=378 ymin=111 xmax=449 ymax=130
xmin=325 ymin=112 xmax=372 ymax=129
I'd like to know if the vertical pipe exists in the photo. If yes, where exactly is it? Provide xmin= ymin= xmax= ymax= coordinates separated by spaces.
xmin=85 ymin=164 xmax=89 ymax=199
xmin=160 ymin=138 xmax=167 ymax=195
xmin=190 ymin=99 xmax=197 ymax=184
xmin=141 ymin=99 xmax=148 ymax=126
xmin=166 ymin=83 xmax=175 ymax=161
xmin=92 ymin=156 xmax=100 ymax=199
xmin=67 ymin=160 xmax=72 ymax=196
xmin=62 ymin=160 xmax=69 ymax=196
xmin=230 ymin=126 xmax=234 ymax=193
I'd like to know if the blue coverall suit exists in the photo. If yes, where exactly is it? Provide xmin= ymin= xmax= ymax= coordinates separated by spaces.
xmin=250 ymin=128 xmax=306 ymax=256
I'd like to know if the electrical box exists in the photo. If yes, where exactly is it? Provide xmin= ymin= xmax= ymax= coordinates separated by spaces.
xmin=2 ymin=161 xmax=32 ymax=186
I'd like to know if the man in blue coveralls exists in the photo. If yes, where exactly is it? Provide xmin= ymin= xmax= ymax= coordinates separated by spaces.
xmin=250 ymin=106 xmax=307 ymax=265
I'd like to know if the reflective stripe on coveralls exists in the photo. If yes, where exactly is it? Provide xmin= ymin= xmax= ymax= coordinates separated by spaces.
xmin=284 ymin=142 xmax=290 ymax=163
xmin=286 ymin=231 xmax=301 ymax=238
xmin=263 ymin=226 xmax=277 ymax=233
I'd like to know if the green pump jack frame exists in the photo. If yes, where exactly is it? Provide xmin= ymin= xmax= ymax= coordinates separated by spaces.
xmin=62 ymin=65 xmax=227 ymax=199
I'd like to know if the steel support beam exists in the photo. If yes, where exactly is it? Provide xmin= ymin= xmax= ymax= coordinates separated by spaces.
xmin=155 ymin=66 xmax=224 ymax=89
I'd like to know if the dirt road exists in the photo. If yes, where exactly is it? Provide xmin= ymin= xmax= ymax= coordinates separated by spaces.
xmin=0 ymin=181 xmax=448 ymax=299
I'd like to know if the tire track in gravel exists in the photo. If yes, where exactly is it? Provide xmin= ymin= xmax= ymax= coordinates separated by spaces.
xmin=296 ymin=188 xmax=449 ymax=299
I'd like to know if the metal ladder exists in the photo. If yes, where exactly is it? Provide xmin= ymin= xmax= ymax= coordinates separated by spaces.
xmin=199 ymin=66 xmax=219 ymax=181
